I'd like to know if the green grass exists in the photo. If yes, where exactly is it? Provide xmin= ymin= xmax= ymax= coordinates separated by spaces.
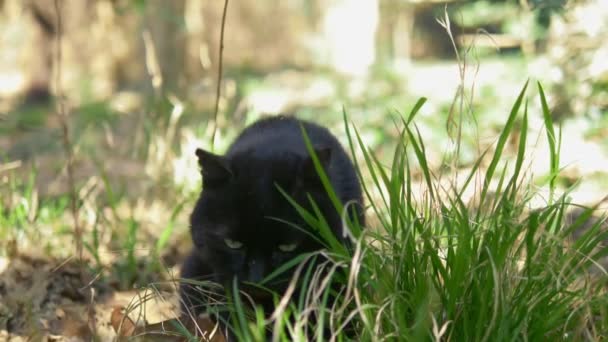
xmin=0 ymin=158 xmax=186 ymax=294
xmin=0 ymin=165 xmax=70 ymax=256
xmin=183 ymin=83 xmax=607 ymax=341
xmin=2 ymin=81 xmax=606 ymax=340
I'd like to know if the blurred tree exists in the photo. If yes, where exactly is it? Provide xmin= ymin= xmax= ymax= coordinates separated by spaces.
xmin=546 ymin=0 xmax=608 ymax=119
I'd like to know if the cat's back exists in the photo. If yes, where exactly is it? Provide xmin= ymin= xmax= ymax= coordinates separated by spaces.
xmin=226 ymin=115 xmax=339 ymax=157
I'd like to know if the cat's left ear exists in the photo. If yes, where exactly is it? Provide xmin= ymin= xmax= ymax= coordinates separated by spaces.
xmin=195 ymin=148 xmax=233 ymax=185
xmin=299 ymin=147 xmax=332 ymax=183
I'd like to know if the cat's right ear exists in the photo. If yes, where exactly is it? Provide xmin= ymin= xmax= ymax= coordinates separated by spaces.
xmin=195 ymin=148 xmax=232 ymax=185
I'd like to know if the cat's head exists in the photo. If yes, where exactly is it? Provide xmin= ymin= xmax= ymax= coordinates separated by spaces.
xmin=190 ymin=147 xmax=340 ymax=295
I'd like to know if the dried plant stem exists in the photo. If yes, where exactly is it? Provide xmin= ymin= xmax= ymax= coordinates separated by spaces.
xmin=210 ymin=0 xmax=229 ymax=150
xmin=54 ymin=0 xmax=82 ymax=260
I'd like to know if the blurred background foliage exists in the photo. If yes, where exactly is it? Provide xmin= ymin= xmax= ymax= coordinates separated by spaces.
xmin=0 ymin=0 xmax=607 ymax=303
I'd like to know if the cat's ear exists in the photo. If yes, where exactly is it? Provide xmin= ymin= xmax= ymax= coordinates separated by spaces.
xmin=195 ymin=148 xmax=232 ymax=185
xmin=299 ymin=147 xmax=332 ymax=184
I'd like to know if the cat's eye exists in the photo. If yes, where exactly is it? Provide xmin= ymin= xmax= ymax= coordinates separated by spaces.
xmin=224 ymin=238 xmax=244 ymax=249
xmin=278 ymin=243 xmax=298 ymax=252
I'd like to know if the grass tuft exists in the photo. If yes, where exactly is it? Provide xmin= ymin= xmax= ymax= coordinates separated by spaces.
xmin=192 ymin=83 xmax=608 ymax=341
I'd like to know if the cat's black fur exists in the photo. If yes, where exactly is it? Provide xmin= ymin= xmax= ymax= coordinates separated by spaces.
xmin=180 ymin=115 xmax=364 ymax=318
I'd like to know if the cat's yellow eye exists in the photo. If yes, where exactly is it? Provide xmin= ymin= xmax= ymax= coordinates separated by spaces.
xmin=224 ymin=238 xmax=244 ymax=249
xmin=278 ymin=243 xmax=298 ymax=252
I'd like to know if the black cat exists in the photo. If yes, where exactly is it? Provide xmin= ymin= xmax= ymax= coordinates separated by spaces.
xmin=180 ymin=115 xmax=364 ymax=321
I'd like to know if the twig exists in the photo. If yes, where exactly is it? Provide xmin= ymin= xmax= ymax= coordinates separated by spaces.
xmin=53 ymin=0 xmax=82 ymax=260
xmin=210 ymin=0 xmax=229 ymax=151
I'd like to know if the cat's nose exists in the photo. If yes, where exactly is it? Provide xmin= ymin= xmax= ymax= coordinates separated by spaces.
xmin=247 ymin=258 xmax=265 ymax=283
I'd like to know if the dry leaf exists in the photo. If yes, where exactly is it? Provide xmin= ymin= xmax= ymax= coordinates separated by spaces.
xmin=111 ymin=306 xmax=226 ymax=342
xmin=111 ymin=306 xmax=137 ymax=337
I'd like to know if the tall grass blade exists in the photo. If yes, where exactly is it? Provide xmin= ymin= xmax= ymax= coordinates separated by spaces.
xmin=537 ymin=82 xmax=559 ymax=200
xmin=479 ymin=80 xmax=529 ymax=211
